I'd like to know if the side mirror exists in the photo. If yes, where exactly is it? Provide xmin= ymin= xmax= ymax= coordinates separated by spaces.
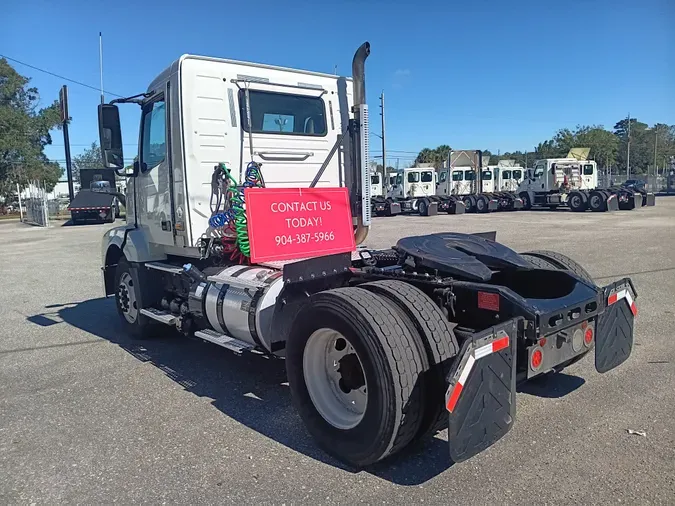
xmin=98 ymin=104 xmax=126 ymax=173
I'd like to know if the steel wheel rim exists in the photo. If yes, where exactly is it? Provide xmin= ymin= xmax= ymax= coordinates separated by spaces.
xmin=303 ymin=328 xmax=368 ymax=430
xmin=117 ymin=272 xmax=138 ymax=324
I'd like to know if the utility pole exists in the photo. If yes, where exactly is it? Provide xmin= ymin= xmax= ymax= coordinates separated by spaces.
xmin=626 ymin=113 xmax=631 ymax=179
xmin=59 ymin=85 xmax=74 ymax=201
xmin=380 ymin=91 xmax=386 ymax=173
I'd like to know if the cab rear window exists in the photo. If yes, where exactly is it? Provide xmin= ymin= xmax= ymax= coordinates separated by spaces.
xmin=240 ymin=90 xmax=327 ymax=136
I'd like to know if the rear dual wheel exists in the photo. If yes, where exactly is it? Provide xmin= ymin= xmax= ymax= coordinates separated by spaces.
xmin=286 ymin=284 xmax=457 ymax=467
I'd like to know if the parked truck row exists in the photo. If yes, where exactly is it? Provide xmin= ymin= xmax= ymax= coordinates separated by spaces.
xmin=370 ymin=152 xmax=655 ymax=217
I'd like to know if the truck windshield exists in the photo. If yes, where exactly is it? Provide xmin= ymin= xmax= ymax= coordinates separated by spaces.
xmin=464 ymin=170 xmax=476 ymax=181
xmin=512 ymin=169 xmax=522 ymax=180
xmin=583 ymin=164 xmax=594 ymax=175
xmin=502 ymin=170 xmax=512 ymax=180
xmin=389 ymin=176 xmax=397 ymax=186
xmin=371 ymin=174 xmax=380 ymax=185
xmin=439 ymin=171 xmax=448 ymax=183
xmin=452 ymin=171 xmax=463 ymax=181
xmin=240 ymin=90 xmax=327 ymax=136
xmin=407 ymin=172 xmax=420 ymax=183
xmin=420 ymin=171 xmax=433 ymax=183
xmin=482 ymin=171 xmax=492 ymax=181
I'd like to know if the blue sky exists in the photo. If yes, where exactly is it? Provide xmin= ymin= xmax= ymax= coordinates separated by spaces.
xmin=2 ymin=0 xmax=673 ymax=169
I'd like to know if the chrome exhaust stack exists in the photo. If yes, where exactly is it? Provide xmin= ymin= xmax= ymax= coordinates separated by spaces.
xmin=352 ymin=42 xmax=371 ymax=244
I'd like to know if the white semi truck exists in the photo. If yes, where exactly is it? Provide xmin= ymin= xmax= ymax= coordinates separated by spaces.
xmin=437 ymin=151 xmax=522 ymax=212
xmin=516 ymin=158 xmax=655 ymax=211
xmin=387 ymin=167 xmax=465 ymax=215
xmin=97 ymin=42 xmax=638 ymax=467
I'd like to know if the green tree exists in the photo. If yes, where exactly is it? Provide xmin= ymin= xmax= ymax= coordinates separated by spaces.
xmin=614 ymin=118 xmax=651 ymax=174
xmin=414 ymin=148 xmax=435 ymax=166
xmin=0 ymin=58 xmax=63 ymax=197
xmin=72 ymin=142 xmax=102 ymax=183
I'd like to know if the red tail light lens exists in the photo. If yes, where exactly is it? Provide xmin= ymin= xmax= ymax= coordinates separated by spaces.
xmin=531 ymin=349 xmax=543 ymax=370
xmin=584 ymin=327 xmax=594 ymax=346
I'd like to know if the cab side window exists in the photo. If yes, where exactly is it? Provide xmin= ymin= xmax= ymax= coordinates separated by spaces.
xmin=140 ymin=98 xmax=167 ymax=173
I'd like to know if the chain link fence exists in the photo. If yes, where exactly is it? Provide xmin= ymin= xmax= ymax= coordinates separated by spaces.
xmin=597 ymin=173 xmax=670 ymax=193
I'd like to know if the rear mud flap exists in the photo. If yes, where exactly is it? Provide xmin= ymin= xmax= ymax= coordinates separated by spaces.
xmin=644 ymin=193 xmax=656 ymax=206
xmin=595 ymin=278 xmax=637 ymax=373
xmin=606 ymin=194 xmax=619 ymax=211
xmin=387 ymin=202 xmax=401 ymax=215
xmin=487 ymin=199 xmax=499 ymax=212
xmin=421 ymin=201 xmax=438 ymax=216
xmin=445 ymin=318 xmax=519 ymax=463
xmin=449 ymin=200 xmax=466 ymax=215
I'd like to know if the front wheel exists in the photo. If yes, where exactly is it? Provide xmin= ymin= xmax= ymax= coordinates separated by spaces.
xmin=114 ymin=259 xmax=159 ymax=340
xmin=286 ymin=287 xmax=425 ymax=467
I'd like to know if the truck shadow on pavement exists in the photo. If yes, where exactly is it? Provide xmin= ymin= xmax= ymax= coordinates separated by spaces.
xmin=30 ymin=297 xmax=452 ymax=485
xmin=29 ymin=297 xmax=586 ymax=486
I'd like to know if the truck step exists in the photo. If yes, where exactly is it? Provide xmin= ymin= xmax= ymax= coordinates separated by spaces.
xmin=140 ymin=308 xmax=177 ymax=325
xmin=206 ymin=272 xmax=268 ymax=289
xmin=145 ymin=262 xmax=184 ymax=274
xmin=194 ymin=329 xmax=254 ymax=355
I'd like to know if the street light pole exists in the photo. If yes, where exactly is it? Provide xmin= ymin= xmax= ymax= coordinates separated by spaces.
xmin=654 ymin=127 xmax=658 ymax=177
xmin=626 ymin=113 xmax=631 ymax=179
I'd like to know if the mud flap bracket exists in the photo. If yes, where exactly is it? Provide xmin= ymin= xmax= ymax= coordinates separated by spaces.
xmin=595 ymin=277 xmax=637 ymax=373
xmin=445 ymin=318 xmax=520 ymax=463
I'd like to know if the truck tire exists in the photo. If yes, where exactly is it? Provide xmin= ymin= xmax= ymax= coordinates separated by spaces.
xmin=462 ymin=195 xmax=476 ymax=212
xmin=521 ymin=250 xmax=593 ymax=284
xmin=588 ymin=190 xmax=606 ymax=212
xmin=475 ymin=195 xmax=487 ymax=213
xmin=360 ymin=280 xmax=459 ymax=440
xmin=286 ymin=287 xmax=425 ymax=467
xmin=418 ymin=198 xmax=429 ymax=216
xmin=107 ymin=207 xmax=116 ymax=223
xmin=114 ymin=258 xmax=160 ymax=340
xmin=568 ymin=191 xmax=586 ymax=212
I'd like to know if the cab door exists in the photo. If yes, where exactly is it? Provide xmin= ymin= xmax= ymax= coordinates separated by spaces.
xmin=136 ymin=89 xmax=175 ymax=246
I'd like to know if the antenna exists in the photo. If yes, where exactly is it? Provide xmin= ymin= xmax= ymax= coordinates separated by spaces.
xmin=99 ymin=32 xmax=104 ymax=104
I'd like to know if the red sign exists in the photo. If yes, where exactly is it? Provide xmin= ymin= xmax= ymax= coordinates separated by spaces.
xmin=245 ymin=187 xmax=356 ymax=263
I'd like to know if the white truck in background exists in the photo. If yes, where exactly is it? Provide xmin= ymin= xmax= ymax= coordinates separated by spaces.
xmin=387 ymin=167 xmax=465 ymax=215
xmin=515 ymin=158 xmax=654 ymax=211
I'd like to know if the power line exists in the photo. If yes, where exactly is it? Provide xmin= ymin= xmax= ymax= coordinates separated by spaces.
xmin=0 ymin=54 xmax=124 ymax=98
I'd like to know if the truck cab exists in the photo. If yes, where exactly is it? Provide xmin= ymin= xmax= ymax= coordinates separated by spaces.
xmin=371 ymin=172 xmax=383 ymax=197
xmin=436 ymin=167 xmax=476 ymax=196
xmin=388 ymin=168 xmax=435 ymax=199
xmin=497 ymin=167 xmax=524 ymax=192
xmin=518 ymin=158 xmax=597 ymax=195
xmin=100 ymin=52 xmax=362 ymax=256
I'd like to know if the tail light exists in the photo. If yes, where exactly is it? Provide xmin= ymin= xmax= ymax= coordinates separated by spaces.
xmin=530 ymin=349 xmax=543 ymax=371
xmin=584 ymin=327 xmax=594 ymax=346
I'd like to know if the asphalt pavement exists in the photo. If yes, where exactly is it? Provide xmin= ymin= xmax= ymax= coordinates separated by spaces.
xmin=1 ymin=200 xmax=674 ymax=504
